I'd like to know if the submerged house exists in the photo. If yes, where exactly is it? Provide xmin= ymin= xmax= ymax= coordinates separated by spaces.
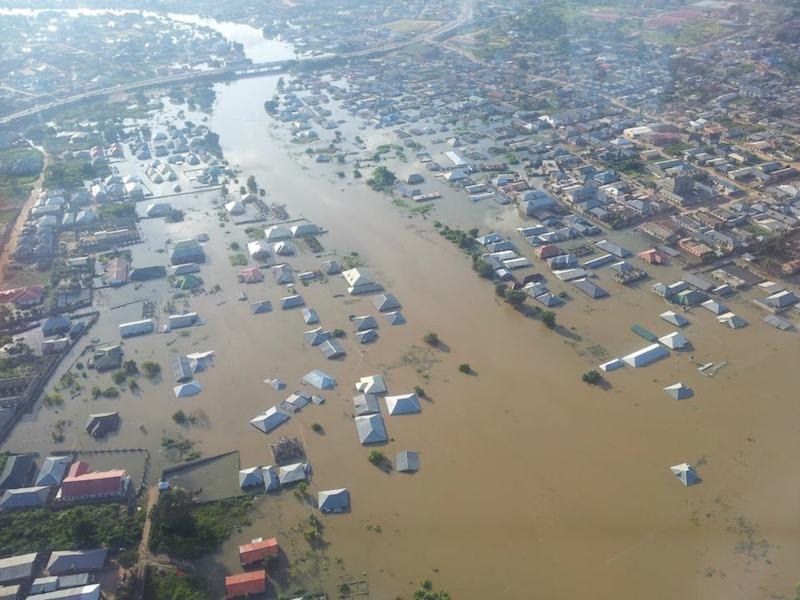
xmin=622 ymin=344 xmax=669 ymax=367
xmin=317 ymin=488 xmax=350 ymax=513
xmin=355 ymin=414 xmax=388 ymax=444
xmin=342 ymin=268 xmax=383 ymax=295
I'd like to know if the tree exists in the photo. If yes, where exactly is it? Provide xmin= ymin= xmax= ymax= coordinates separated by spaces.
xmin=142 ymin=361 xmax=161 ymax=379
xmin=582 ymin=370 xmax=603 ymax=385
xmin=367 ymin=166 xmax=396 ymax=191
xmin=542 ymin=310 xmax=557 ymax=329
xmin=495 ymin=284 xmax=507 ymax=298
xmin=246 ymin=176 xmax=257 ymax=194
xmin=458 ymin=363 xmax=473 ymax=374
xmin=423 ymin=332 xmax=439 ymax=346
xmin=506 ymin=290 xmax=527 ymax=307
xmin=368 ymin=450 xmax=385 ymax=466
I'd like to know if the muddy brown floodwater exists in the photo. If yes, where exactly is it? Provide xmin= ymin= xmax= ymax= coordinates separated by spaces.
xmin=5 ymin=73 xmax=800 ymax=600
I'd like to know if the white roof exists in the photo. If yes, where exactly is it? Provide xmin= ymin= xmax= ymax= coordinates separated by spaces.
xmin=385 ymin=393 xmax=421 ymax=415
xmin=302 ymin=369 xmax=336 ymax=390
xmin=598 ymin=358 xmax=624 ymax=372
xmin=355 ymin=374 xmax=387 ymax=395
xmin=355 ymin=414 xmax=388 ymax=444
xmin=264 ymin=225 xmax=292 ymax=241
xmin=250 ymin=407 xmax=290 ymax=433
xmin=173 ymin=381 xmax=202 ymax=397
xmin=658 ymin=331 xmax=689 ymax=349
xmin=278 ymin=462 xmax=307 ymax=485
xmin=659 ymin=310 xmax=689 ymax=327
xmin=664 ymin=383 xmax=694 ymax=400
xmin=622 ymin=343 xmax=669 ymax=367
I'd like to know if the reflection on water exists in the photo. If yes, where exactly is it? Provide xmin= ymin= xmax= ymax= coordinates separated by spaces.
xmin=0 ymin=7 xmax=295 ymax=63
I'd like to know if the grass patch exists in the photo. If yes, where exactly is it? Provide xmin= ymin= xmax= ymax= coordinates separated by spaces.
xmin=149 ymin=489 xmax=254 ymax=559
xmin=0 ymin=504 xmax=143 ymax=554
xmin=144 ymin=567 xmax=211 ymax=600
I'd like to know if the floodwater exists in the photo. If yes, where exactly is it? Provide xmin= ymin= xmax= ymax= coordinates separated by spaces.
xmin=2 ymin=21 xmax=800 ymax=600
xmin=0 ymin=8 xmax=296 ymax=63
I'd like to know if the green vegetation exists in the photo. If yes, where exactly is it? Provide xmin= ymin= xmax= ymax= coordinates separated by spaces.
xmin=311 ymin=423 xmax=323 ymax=434
xmin=228 ymin=253 xmax=247 ymax=267
xmin=458 ymin=363 xmax=473 ymax=375
xmin=149 ymin=489 xmax=253 ymax=559
xmin=0 ymin=504 xmax=143 ymax=554
xmin=0 ymin=146 xmax=43 ymax=223
xmin=414 ymin=385 xmax=426 ymax=399
xmin=99 ymin=203 xmax=137 ymax=220
xmin=43 ymin=391 xmax=64 ymax=407
xmin=43 ymin=159 xmax=105 ymax=189
xmin=368 ymin=450 xmax=385 ymax=466
xmin=172 ymin=410 xmax=197 ymax=426
xmin=91 ymin=386 xmax=119 ymax=399
xmin=414 ymin=580 xmax=451 ymax=600
xmin=367 ymin=166 xmax=397 ymax=191
xmin=302 ymin=513 xmax=324 ymax=544
xmin=495 ymin=284 xmax=507 ymax=298
xmin=582 ymin=370 xmax=603 ymax=385
xmin=166 ymin=209 xmax=185 ymax=223
xmin=142 ymin=361 xmax=161 ymax=379
xmin=506 ymin=289 xmax=527 ymax=308
xmin=423 ymin=332 xmax=439 ymax=346
xmin=331 ymin=328 xmax=345 ymax=338
xmin=160 ymin=437 xmax=200 ymax=462
xmin=302 ymin=234 xmax=323 ymax=253
xmin=144 ymin=568 xmax=211 ymax=600
xmin=542 ymin=310 xmax=557 ymax=329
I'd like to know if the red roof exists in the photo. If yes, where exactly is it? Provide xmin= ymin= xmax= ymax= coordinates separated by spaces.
xmin=61 ymin=462 xmax=126 ymax=498
xmin=239 ymin=538 xmax=279 ymax=565
xmin=536 ymin=245 xmax=561 ymax=259
xmin=0 ymin=286 xmax=44 ymax=306
xmin=239 ymin=267 xmax=264 ymax=283
xmin=225 ymin=571 xmax=266 ymax=599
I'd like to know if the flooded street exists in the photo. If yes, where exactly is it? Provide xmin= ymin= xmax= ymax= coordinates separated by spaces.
xmin=3 ymin=29 xmax=800 ymax=600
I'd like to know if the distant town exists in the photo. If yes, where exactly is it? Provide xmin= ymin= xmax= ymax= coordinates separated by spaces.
xmin=1 ymin=1 xmax=800 ymax=600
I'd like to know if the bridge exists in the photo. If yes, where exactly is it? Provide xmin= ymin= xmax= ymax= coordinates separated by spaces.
xmin=0 ymin=0 xmax=473 ymax=126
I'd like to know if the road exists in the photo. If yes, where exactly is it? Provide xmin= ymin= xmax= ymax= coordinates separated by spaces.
xmin=0 ymin=0 xmax=473 ymax=127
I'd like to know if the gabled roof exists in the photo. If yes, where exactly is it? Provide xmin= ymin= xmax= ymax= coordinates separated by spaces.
xmin=304 ymin=327 xmax=331 ymax=346
xmin=0 ymin=553 xmax=37 ymax=584
xmin=670 ymin=463 xmax=701 ymax=486
xmin=280 ymin=294 xmax=305 ymax=309
xmin=383 ymin=311 xmax=406 ymax=326
xmin=302 ymin=308 xmax=319 ymax=324
xmin=302 ymin=369 xmax=336 ymax=390
xmin=35 ymin=456 xmax=72 ymax=487
xmin=319 ymin=339 xmax=345 ymax=359
xmin=318 ymin=488 xmax=350 ymax=513
xmin=355 ymin=374 xmax=387 ymax=395
xmin=278 ymin=462 xmax=307 ymax=486
xmin=355 ymin=329 xmax=378 ymax=344
xmin=85 ymin=412 xmax=120 ymax=438
xmin=239 ymin=467 xmax=263 ymax=489
xmin=0 ymin=486 xmax=50 ymax=509
xmin=659 ymin=310 xmax=689 ymax=327
xmin=46 ymin=550 xmax=107 ymax=575
xmin=250 ymin=300 xmax=272 ymax=314
xmin=260 ymin=466 xmax=280 ymax=491
xmin=372 ymin=293 xmax=401 ymax=312
xmin=352 ymin=315 xmax=378 ymax=331
xmin=664 ymin=383 xmax=694 ymax=400
xmin=250 ymin=407 xmax=290 ymax=433
xmin=0 ymin=454 xmax=35 ymax=490
xmin=353 ymin=394 xmax=380 ymax=416
xmin=385 ymin=393 xmax=421 ymax=415
xmin=355 ymin=414 xmax=388 ymax=444
xmin=658 ymin=331 xmax=689 ymax=350
xmin=173 ymin=381 xmax=202 ymax=398
xmin=395 ymin=451 xmax=420 ymax=473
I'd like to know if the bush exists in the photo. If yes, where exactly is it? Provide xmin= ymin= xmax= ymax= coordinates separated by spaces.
xmin=506 ymin=290 xmax=527 ymax=307
xmin=123 ymin=360 xmax=139 ymax=376
xmin=112 ymin=371 xmax=127 ymax=385
xmin=102 ymin=387 xmax=119 ymax=398
xmin=423 ymin=332 xmax=439 ymax=346
xmin=458 ymin=363 xmax=473 ymax=374
xmin=495 ymin=284 xmax=507 ymax=298
xmin=413 ymin=385 xmax=426 ymax=398
xmin=542 ymin=310 xmax=557 ymax=329
xmin=165 ymin=209 xmax=184 ymax=223
xmin=142 ymin=361 xmax=161 ymax=379
xmin=331 ymin=328 xmax=345 ymax=338
xmin=582 ymin=370 xmax=603 ymax=385
xmin=368 ymin=450 xmax=385 ymax=466
xmin=311 ymin=423 xmax=323 ymax=433
xmin=172 ymin=410 xmax=188 ymax=425
xmin=228 ymin=253 xmax=247 ymax=266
